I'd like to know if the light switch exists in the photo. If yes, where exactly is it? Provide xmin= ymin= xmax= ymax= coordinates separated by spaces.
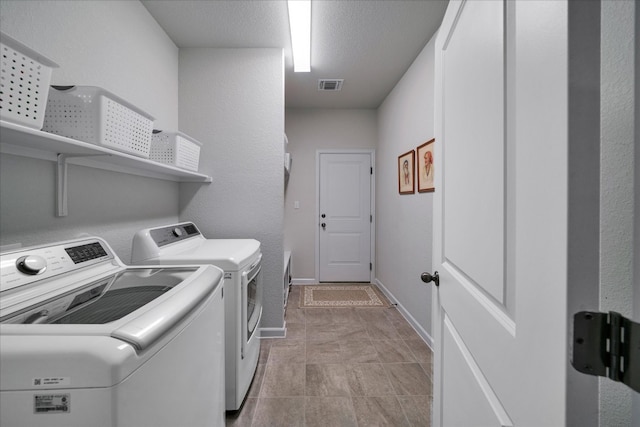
xmin=294 ymin=201 xmax=300 ymax=209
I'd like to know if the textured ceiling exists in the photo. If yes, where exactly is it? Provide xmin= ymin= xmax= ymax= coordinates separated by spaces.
xmin=142 ymin=0 xmax=448 ymax=109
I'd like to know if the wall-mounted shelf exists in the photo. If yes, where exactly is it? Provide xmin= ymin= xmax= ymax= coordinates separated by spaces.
xmin=284 ymin=133 xmax=291 ymax=186
xmin=0 ymin=120 xmax=212 ymax=183
xmin=283 ymin=251 xmax=292 ymax=308
xmin=284 ymin=152 xmax=292 ymax=175
xmin=0 ymin=120 xmax=212 ymax=216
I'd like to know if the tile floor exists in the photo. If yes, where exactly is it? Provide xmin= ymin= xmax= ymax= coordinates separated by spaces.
xmin=226 ymin=285 xmax=433 ymax=426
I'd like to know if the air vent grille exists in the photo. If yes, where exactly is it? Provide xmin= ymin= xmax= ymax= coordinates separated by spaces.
xmin=318 ymin=79 xmax=344 ymax=91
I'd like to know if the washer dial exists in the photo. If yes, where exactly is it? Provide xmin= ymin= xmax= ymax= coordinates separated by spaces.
xmin=16 ymin=255 xmax=47 ymax=275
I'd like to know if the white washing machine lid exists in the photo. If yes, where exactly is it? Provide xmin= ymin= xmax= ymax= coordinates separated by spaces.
xmin=132 ymin=223 xmax=260 ymax=270
xmin=1 ymin=265 xmax=221 ymax=347
xmin=0 ymin=237 xmax=224 ymax=390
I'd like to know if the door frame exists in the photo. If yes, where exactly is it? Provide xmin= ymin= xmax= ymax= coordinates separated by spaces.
xmin=315 ymin=149 xmax=375 ymax=283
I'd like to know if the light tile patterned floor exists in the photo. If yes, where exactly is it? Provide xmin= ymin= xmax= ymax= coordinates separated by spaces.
xmin=226 ymin=285 xmax=433 ymax=426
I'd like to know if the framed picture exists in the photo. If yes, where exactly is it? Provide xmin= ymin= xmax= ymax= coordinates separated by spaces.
xmin=398 ymin=150 xmax=415 ymax=194
xmin=417 ymin=139 xmax=435 ymax=193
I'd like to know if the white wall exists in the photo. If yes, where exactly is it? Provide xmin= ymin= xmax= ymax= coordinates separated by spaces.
xmin=376 ymin=34 xmax=436 ymax=342
xmin=599 ymin=1 xmax=636 ymax=425
xmin=0 ymin=0 xmax=180 ymax=260
xmin=178 ymin=48 xmax=285 ymax=332
xmin=634 ymin=3 xmax=640 ymax=423
xmin=284 ymin=109 xmax=377 ymax=280
xmin=0 ymin=0 xmax=178 ymax=130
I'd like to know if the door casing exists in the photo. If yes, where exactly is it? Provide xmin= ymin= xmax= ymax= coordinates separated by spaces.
xmin=315 ymin=149 xmax=375 ymax=283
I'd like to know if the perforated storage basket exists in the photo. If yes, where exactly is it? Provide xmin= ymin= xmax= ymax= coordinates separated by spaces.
xmin=0 ymin=32 xmax=58 ymax=129
xmin=43 ymin=86 xmax=154 ymax=158
xmin=150 ymin=130 xmax=202 ymax=171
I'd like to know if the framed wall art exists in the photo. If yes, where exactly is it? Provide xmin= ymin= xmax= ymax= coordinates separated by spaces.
xmin=398 ymin=149 xmax=415 ymax=194
xmin=417 ymin=139 xmax=435 ymax=193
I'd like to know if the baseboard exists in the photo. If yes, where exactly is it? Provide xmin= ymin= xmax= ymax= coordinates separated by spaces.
xmin=291 ymin=279 xmax=376 ymax=285
xmin=374 ymin=278 xmax=434 ymax=349
xmin=291 ymin=278 xmax=317 ymax=285
xmin=260 ymin=323 xmax=287 ymax=338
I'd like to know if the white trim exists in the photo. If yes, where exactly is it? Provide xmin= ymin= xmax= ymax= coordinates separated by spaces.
xmin=375 ymin=278 xmax=433 ymax=349
xmin=315 ymin=149 xmax=376 ymax=283
xmin=292 ymin=279 xmax=375 ymax=286
xmin=260 ymin=325 xmax=287 ymax=338
xmin=291 ymin=278 xmax=317 ymax=285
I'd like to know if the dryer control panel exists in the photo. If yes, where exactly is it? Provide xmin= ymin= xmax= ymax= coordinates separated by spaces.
xmin=150 ymin=223 xmax=202 ymax=247
xmin=0 ymin=239 xmax=114 ymax=293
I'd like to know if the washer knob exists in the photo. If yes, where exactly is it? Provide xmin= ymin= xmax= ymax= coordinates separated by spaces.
xmin=172 ymin=228 xmax=183 ymax=238
xmin=16 ymin=255 xmax=47 ymax=275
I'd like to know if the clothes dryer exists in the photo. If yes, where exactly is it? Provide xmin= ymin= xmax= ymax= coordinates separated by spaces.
xmin=131 ymin=222 xmax=262 ymax=411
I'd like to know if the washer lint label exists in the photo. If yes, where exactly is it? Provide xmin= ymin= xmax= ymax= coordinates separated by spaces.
xmin=32 ymin=377 xmax=70 ymax=387
xmin=34 ymin=394 xmax=70 ymax=414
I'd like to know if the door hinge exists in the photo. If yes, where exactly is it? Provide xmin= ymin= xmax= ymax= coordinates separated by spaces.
xmin=370 ymin=263 xmax=372 ymax=271
xmin=370 ymin=167 xmax=373 ymax=175
xmin=370 ymin=214 xmax=372 ymax=223
xmin=572 ymin=311 xmax=640 ymax=392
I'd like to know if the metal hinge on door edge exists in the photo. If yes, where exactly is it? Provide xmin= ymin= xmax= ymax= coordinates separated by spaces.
xmin=571 ymin=311 xmax=639 ymax=392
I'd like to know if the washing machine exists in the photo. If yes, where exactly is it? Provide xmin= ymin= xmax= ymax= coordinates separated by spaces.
xmin=131 ymin=222 xmax=262 ymax=411
xmin=0 ymin=236 xmax=225 ymax=427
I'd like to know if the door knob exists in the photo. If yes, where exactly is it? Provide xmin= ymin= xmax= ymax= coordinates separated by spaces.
xmin=321 ymin=223 xmax=326 ymax=230
xmin=421 ymin=271 xmax=439 ymax=287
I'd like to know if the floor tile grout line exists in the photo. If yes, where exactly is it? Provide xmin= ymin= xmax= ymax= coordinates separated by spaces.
xmin=243 ymin=285 xmax=434 ymax=426
xmin=397 ymin=395 xmax=417 ymax=427
xmin=347 ymin=395 xmax=359 ymax=427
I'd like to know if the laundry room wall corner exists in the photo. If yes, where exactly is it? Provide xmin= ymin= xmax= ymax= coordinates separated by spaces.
xmin=0 ymin=0 xmax=181 ymax=260
xmin=178 ymin=48 xmax=286 ymax=332
xmin=376 ymin=32 xmax=437 ymax=339
xmin=284 ymin=108 xmax=377 ymax=282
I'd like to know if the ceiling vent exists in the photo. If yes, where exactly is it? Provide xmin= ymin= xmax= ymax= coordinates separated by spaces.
xmin=318 ymin=79 xmax=344 ymax=91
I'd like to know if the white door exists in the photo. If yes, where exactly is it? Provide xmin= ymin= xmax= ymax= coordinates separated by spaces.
xmin=318 ymin=152 xmax=372 ymax=282
xmin=431 ymin=1 xmax=596 ymax=425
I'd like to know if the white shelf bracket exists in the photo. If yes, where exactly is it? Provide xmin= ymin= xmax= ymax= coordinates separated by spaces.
xmin=56 ymin=153 xmax=110 ymax=217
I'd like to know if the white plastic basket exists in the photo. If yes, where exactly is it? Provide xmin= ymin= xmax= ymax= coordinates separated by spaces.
xmin=150 ymin=130 xmax=202 ymax=171
xmin=0 ymin=32 xmax=58 ymax=129
xmin=43 ymin=86 xmax=154 ymax=158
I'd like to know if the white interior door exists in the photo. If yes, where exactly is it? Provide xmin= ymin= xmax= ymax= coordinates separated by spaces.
xmin=432 ymin=1 xmax=584 ymax=425
xmin=318 ymin=152 xmax=371 ymax=282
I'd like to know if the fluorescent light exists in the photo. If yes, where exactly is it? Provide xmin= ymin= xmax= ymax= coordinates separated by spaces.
xmin=287 ymin=0 xmax=311 ymax=72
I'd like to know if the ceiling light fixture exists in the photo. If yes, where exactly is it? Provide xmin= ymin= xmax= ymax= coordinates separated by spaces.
xmin=287 ymin=0 xmax=311 ymax=72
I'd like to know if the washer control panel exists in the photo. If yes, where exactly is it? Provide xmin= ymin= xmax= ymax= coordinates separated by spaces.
xmin=1 ymin=239 xmax=113 ymax=293
xmin=150 ymin=223 xmax=201 ymax=247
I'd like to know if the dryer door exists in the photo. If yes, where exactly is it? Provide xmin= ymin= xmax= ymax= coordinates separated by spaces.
xmin=242 ymin=254 xmax=262 ymax=357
